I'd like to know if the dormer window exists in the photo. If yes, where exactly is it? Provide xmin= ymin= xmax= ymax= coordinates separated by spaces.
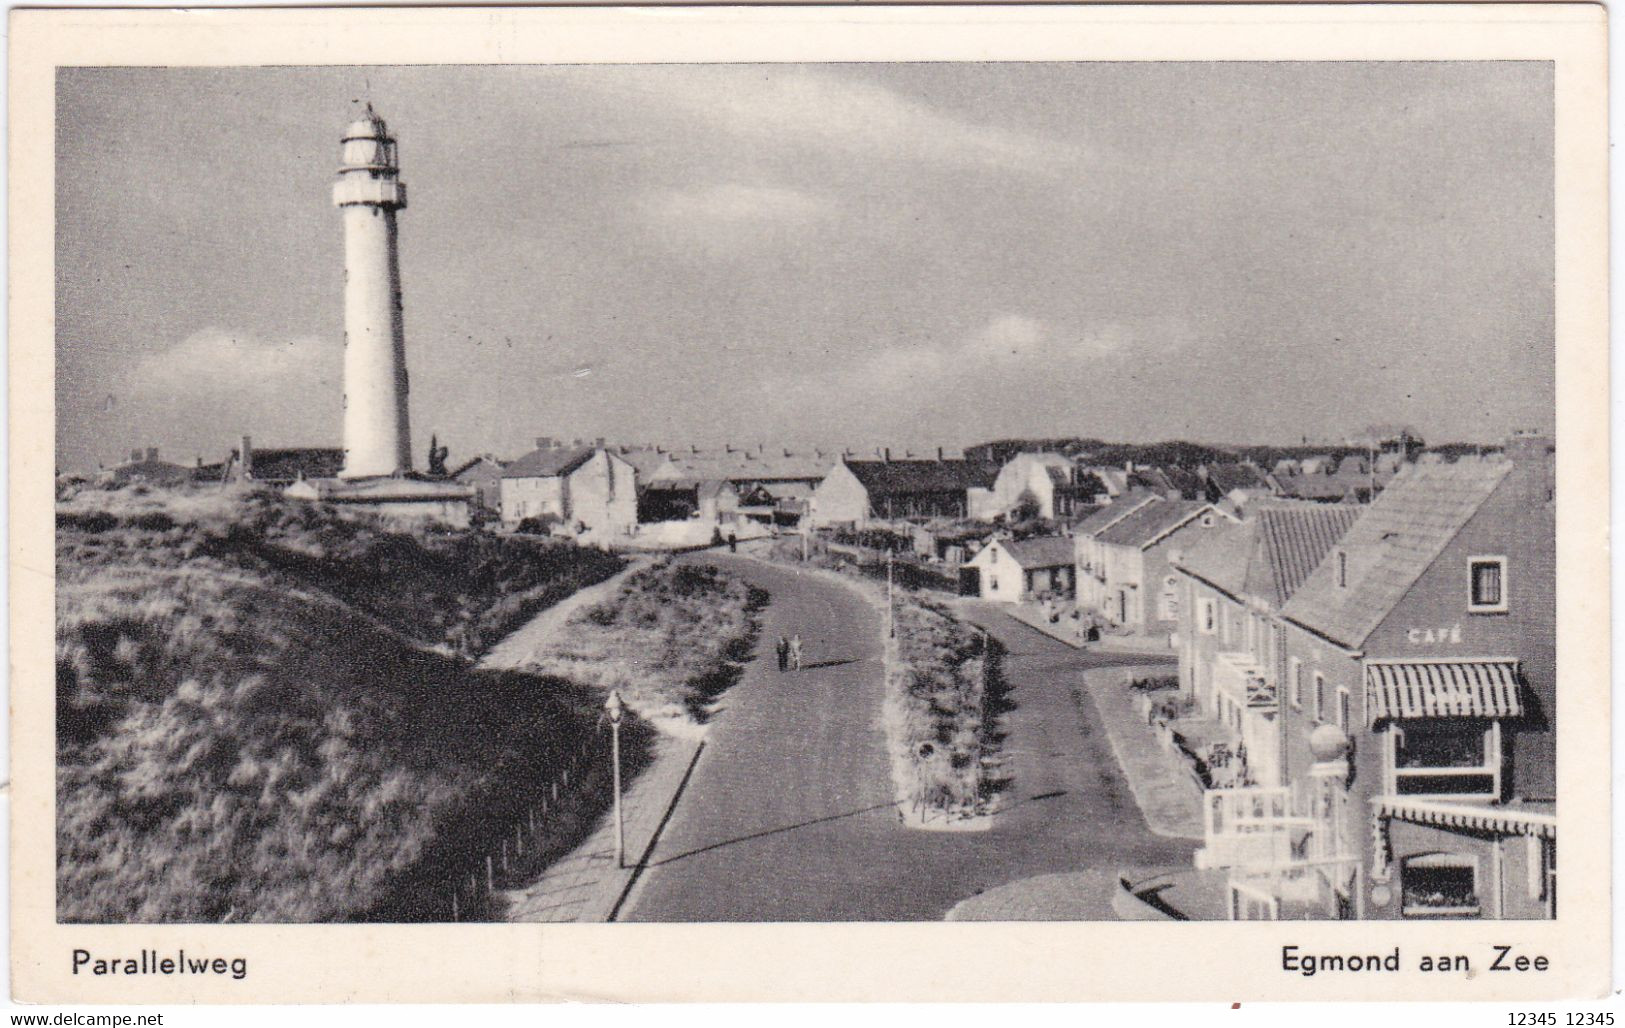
xmin=1469 ymin=556 xmax=1508 ymax=613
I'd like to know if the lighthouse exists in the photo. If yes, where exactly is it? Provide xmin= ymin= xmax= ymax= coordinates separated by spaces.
xmin=283 ymin=106 xmax=472 ymax=525
xmin=333 ymin=105 xmax=412 ymax=479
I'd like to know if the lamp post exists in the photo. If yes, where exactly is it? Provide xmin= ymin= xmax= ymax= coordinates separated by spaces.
xmin=605 ymin=689 xmax=625 ymax=868
xmin=886 ymin=550 xmax=896 ymax=638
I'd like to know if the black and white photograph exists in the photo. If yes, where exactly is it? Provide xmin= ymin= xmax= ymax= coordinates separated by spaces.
xmin=14 ymin=2 xmax=1612 ymax=1007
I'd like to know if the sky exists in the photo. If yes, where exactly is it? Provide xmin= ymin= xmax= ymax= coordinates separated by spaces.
xmin=56 ymin=62 xmax=1554 ymax=473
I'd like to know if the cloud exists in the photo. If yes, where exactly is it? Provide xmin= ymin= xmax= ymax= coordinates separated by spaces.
xmin=640 ymin=183 xmax=833 ymax=229
xmin=125 ymin=330 xmax=342 ymax=452
xmin=595 ymin=66 xmax=1083 ymax=176
xmin=634 ymin=182 xmax=836 ymax=256
xmin=131 ymin=329 xmax=339 ymax=399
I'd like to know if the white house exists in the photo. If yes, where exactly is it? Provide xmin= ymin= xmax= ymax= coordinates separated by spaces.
xmin=500 ymin=443 xmax=637 ymax=537
xmin=963 ymin=535 xmax=1077 ymax=603
xmin=989 ymin=453 xmax=1096 ymax=520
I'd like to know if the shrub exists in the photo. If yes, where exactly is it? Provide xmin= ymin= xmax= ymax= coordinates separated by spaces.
xmin=883 ymin=595 xmax=995 ymax=816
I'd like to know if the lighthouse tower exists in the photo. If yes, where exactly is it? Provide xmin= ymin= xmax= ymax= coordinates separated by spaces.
xmin=333 ymin=106 xmax=412 ymax=479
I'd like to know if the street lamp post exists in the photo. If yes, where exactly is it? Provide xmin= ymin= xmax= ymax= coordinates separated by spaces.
xmin=605 ymin=689 xmax=625 ymax=868
xmin=886 ymin=550 xmax=896 ymax=638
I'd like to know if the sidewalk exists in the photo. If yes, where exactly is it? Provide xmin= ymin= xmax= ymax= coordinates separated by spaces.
xmin=1002 ymin=602 xmax=1175 ymax=656
xmin=1073 ymin=668 xmax=1204 ymax=840
xmin=501 ymin=734 xmax=705 ymax=923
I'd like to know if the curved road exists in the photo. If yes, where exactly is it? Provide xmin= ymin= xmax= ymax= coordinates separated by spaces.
xmin=621 ymin=556 xmax=1194 ymax=922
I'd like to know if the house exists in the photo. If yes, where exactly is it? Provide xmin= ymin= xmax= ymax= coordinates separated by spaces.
xmin=962 ymin=535 xmax=1076 ymax=603
xmin=500 ymin=442 xmax=638 ymax=538
xmin=1195 ymin=434 xmax=1555 ymax=921
xmin=989 ymin=452 xmax=1102 ymax=520
xmin=808 ymin=457 xmax=1000 ymax=527
xmin=1077 ymin=497 xmax=1232 ymax=639
xmin=1199 ymin=462 xmax=1274 ymax=506
xmin=1073 ymin=490 xmax=1163 ymax=618
xmin=196 ymin=436 xmax=346 ymax=487
xmin=1170 ymin=502 xmax=1361 ymax=790
xmin=98 ymin=447 xmax=195 ymax=489
xmin=623 ymin=443 xmax=831 ymax=525
xmin=450 ymin=454 xmax=508 ymax=513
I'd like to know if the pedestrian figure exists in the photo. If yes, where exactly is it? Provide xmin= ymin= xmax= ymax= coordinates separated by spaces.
xmin=789 ymin=634 xmax=803 ymax=672
xmin=776 ymin=635 xmax=790 ymax=673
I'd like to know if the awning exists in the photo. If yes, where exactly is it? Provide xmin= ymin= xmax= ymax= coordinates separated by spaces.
xmin=1365 ymin=660 xmax=1522 ymax=722
xmin=1374 ymin=796 xmax=1556 ymax=839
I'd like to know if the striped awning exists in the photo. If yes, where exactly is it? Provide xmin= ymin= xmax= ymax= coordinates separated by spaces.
xmin=1374 ymin=796 xmax=1556 ymax=839
xmin=1365 ymin=660 xmax=1522 ymax=721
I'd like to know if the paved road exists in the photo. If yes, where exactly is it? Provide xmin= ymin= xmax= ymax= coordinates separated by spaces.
xmin=621 ymin=559 xmax=1196 ymax=922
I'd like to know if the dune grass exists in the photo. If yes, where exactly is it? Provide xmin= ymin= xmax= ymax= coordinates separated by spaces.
xmin=883 ymin=595 xmax=1001 ymax=818
xmin=56 ymin=484 xmax=626 ymax=922
xmin=514 ymin=558 xmax=766 ymax=737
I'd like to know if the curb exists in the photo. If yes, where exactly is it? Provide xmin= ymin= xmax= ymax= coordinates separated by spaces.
xmin=607 ymin=740 xmax=707 ymax=921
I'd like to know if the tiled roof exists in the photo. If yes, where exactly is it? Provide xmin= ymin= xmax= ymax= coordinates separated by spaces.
xmin=1074 ymin=490 xmax=1160 ymax=536
xmin=1096 ymin=499 xmax=1211 ymax=548
xmin=1001 ymin=535 xmax=1076 ymax=569
xmin=1280 ymin=461 xmax=1511 ymax=648
xmin=643 ymin=448 xmax=832 ymax=483
xmin=1205 ymin=463 xmax=1267 ymax=493
xmin=844 ymin=459 xmax=1000 ymax=496
xmin=1247 ymin=503 xmax=1362 ymax=608
xmin=501 ymin=445 xmax=596 ymax=479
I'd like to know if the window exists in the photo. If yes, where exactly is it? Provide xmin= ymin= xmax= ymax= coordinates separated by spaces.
xmin=1388 ymin=720 xmax=1501 ymax=798
xmin=1312 ymin=672 xmax=1326 ymax=721
xmin=990 ymin=547 xmax=998 ymax=564
xmin=1401 ymin=853 xmax=1481 ymax=918
xmin=1468 ymin=556 xmax=1508 ymax=613
xmin=1200 ymin=598 xmax=1217 ymax=635
xmin=1201 ymin=513 xmax=1215 ymax=528
xmin=1289 ymin=658 xmax=1303 ymax=709
xmin=1336 ymin=686 xmax=1351 ymax=733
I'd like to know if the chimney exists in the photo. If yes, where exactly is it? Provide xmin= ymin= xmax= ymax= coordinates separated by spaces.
xmin=936 ymin=447 xmax=944 ymax=462
xmin=535 ymin=436 xmax=551 ymax=450
xmin=572 ymin=438 xmax=583 ymax=448
xmin=883 ymin=447 xmax=892 ymax=463
xmin=594 ymin=436 xmax=605 ymax=449
xmin=145 ymin=447 xmax=159 ymax=462
xmin=130 ymin=449 xmax=142 ymax=464
xmin=1124 ymin=460 xmax=1135 ymax=474
xmin=239 ymin=435 xmax=253 ymax=477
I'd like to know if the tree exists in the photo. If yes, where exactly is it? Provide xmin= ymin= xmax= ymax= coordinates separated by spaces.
xmin=426 ymin=434 xmax=449 ymax=477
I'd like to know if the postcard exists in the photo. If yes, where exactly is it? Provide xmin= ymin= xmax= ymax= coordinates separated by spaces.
xmin=11 ymin=3 xmax=1610 ymax=1003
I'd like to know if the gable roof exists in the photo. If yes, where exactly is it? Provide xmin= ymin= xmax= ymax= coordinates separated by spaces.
xmin=1073 ymin=490 xmax=1160 ymax=536
xmin=1205 ymin=462 xmax=1267 ymax=494
xmin=843 ymin=458 xmax=999 ymax=496
xmin=501 ymin=445 xmax=596 ymax=479
xmin=451 ymin=455 xmax=508 ymax=480
xmin=1097 ymin=499 xmax=1213 ymax=549
xmin=1247 ymin=503 xmax=1363 ymax=608
xmin=1280 ymin=461 xmax=1512 ymax=648
xmin=1001 ymin=535 xmax=1076 ymax=569
xmin=241 ymin=447 xmax=344 ymax=482
xmin=1171 ymin=518 xmax=1253 ymax=598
